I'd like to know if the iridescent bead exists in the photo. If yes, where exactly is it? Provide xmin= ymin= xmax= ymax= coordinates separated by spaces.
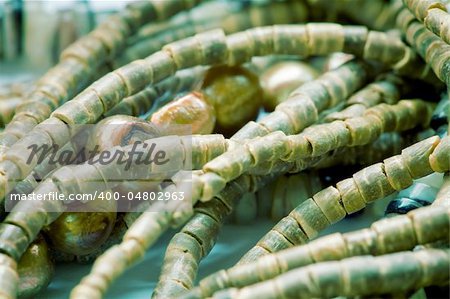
xmin=44 ymin=198 xmax=117 ymax=256
xmin=202 ymin=65 xmax=263 ymax=135
xmin=87 ymin=115 xmax=162 ymax=153
xmin=150 ymin=91 xmax=216 ymax=135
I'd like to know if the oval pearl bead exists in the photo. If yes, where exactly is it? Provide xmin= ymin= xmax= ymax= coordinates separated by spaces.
xmin=150 ymin=91 xmax=216 ymax=135
xmin=87 ymin=115 xmax=162 ymax=153
xmin=44 ymin=198 xmax=117 ymax=256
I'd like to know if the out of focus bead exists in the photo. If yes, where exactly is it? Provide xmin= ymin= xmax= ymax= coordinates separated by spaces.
xmin=202 ymin=65 xmax=263 ymax=135
xmin=260 ymin=61 xmax=318 ymax=110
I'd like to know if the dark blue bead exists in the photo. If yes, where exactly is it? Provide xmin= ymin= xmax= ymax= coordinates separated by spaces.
xmin=385 ymin=198 xmax=429 ymax=215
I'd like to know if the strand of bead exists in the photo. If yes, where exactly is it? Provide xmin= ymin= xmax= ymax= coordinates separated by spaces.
xmin=0 ymin=23 xmax=430 ymax=205
xmin=382 ymin=97 xmax=448 ymax=216
xmin=402 ymin=0 xmax=448 ymax=21
xmin=116 ymin=0 xmax=309 ymax=67
xmin=0 ymin=28 xmax=232 ymax=205
xmin=236 ymin=133 xmax=450 ymax=264
xmin=6 ymin=66 xmax=206 ymax=202
xmin=214 ymin=248 xmax=450 ymax=299
xmin=34 ymin=113 xmax=191 ymax=263
xmin=71 ymin=161 xmax=294 ymax=299
xmin=397 ymin=8 xmax=450 ymax=87
xmin=399 ymin=10 xmax=450 ymax=205
xmin=0 ymin=96 xmax=25 ymax=128
xmin=151 ymin=99 xmax=436 ymax=292
xmin=159 ymin=60 xmax=368 ymax=209
xmin=99 ymin=58 xmax=432 ymax=296
xmin=149 ymin=57 xmax=377 ymax=297
xmin=8 ymin=140 xmax=79 ymax=200
xmin=402 ymin=0 xmax=450 ymax=44
xmin=116 ymin=0 xmax=239 ymax=65
xmin=151 ymin=173 xmax=282 ymax=298
xmin=73 ymin=200 xmax=173 ymax=299
xmin=10 ymin=115 xmax=159 ymax=201
xmin=65 ymin=24 xmax=375 ymax=129
xmin=313 ymin=131 xmax=430 ymax=169
xmin=15 ymin=109 xmax=222 ymax=264
xmin=131 ymin=0 xmax=309 ymax=42
xmin=2 ymin=133 xmax=229 ymax=246
xmin=324 ymin=73 xmax=407 ymax=121
xmin=140 ymin=58 xmax=362 ymax=296
xmin=0 ymin=56 xmax=348 ymax=210
xmin=159 ymin=22 xmax=438 ymax=205
xmin=262 ymin=132 xmax=437 ymax=222
xmin=184 ymin=205 xmax=449 ymax=298
xmin=147 ymin=61 xmax=370 ymax=296
xmin=74 ymin=51 xmax=372 ymax=298
xmin=255 ymin=102 xmax=434 ymax=177
xmin=309 ymin=0 xmax=404 ymax=31
xmin=397 ymin=8 xmax=450 ymax=146
xmin=126 ymin=1 xmax=236 ymax=44
xmin=105 ymin=66 xmax=206 ymax=117
xmin=0 ymin=0 xmax=204 ymax=159
xmin=0 ymin=96 xmax=440 ymax=286
xmin=0 ymin=24 xmax=436 ymax=295
xmin=241 ymin=130 xmax=347 ymax=219
xmin=0 ymin=134 xmax=230 ymax=299
xmin=73 ymin=131 xmax=450 ymax=299
xmin=192 ymin=99 xmax=433 ymax=202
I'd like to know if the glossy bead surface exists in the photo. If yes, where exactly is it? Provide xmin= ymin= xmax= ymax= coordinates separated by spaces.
xmin=260 ymin=61 xmax=319 ymax=110
xmin=202 ymin=65 xmax=263 ymax=135
xmin=44 ymin=198 xmax=117 ymax=256
xmin=88 ymin=115 xmax=163 ymax=198
xmin=87 ymin=115 xmax=162 ymax=153
xmin=18 ymin=235 xmax=54 ymax=298
xmin=150 ymin=91 xmax=216 ymax=134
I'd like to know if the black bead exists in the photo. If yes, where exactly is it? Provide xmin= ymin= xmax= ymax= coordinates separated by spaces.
xmin=430 ymin=114 xmax=447 ymax=132
xmin=385 ymin=197 xmax=429 ymax=215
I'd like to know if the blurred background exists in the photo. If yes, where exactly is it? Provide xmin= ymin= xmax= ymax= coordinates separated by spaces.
xmin=0 ymin=0 xmax=133 ymax=68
